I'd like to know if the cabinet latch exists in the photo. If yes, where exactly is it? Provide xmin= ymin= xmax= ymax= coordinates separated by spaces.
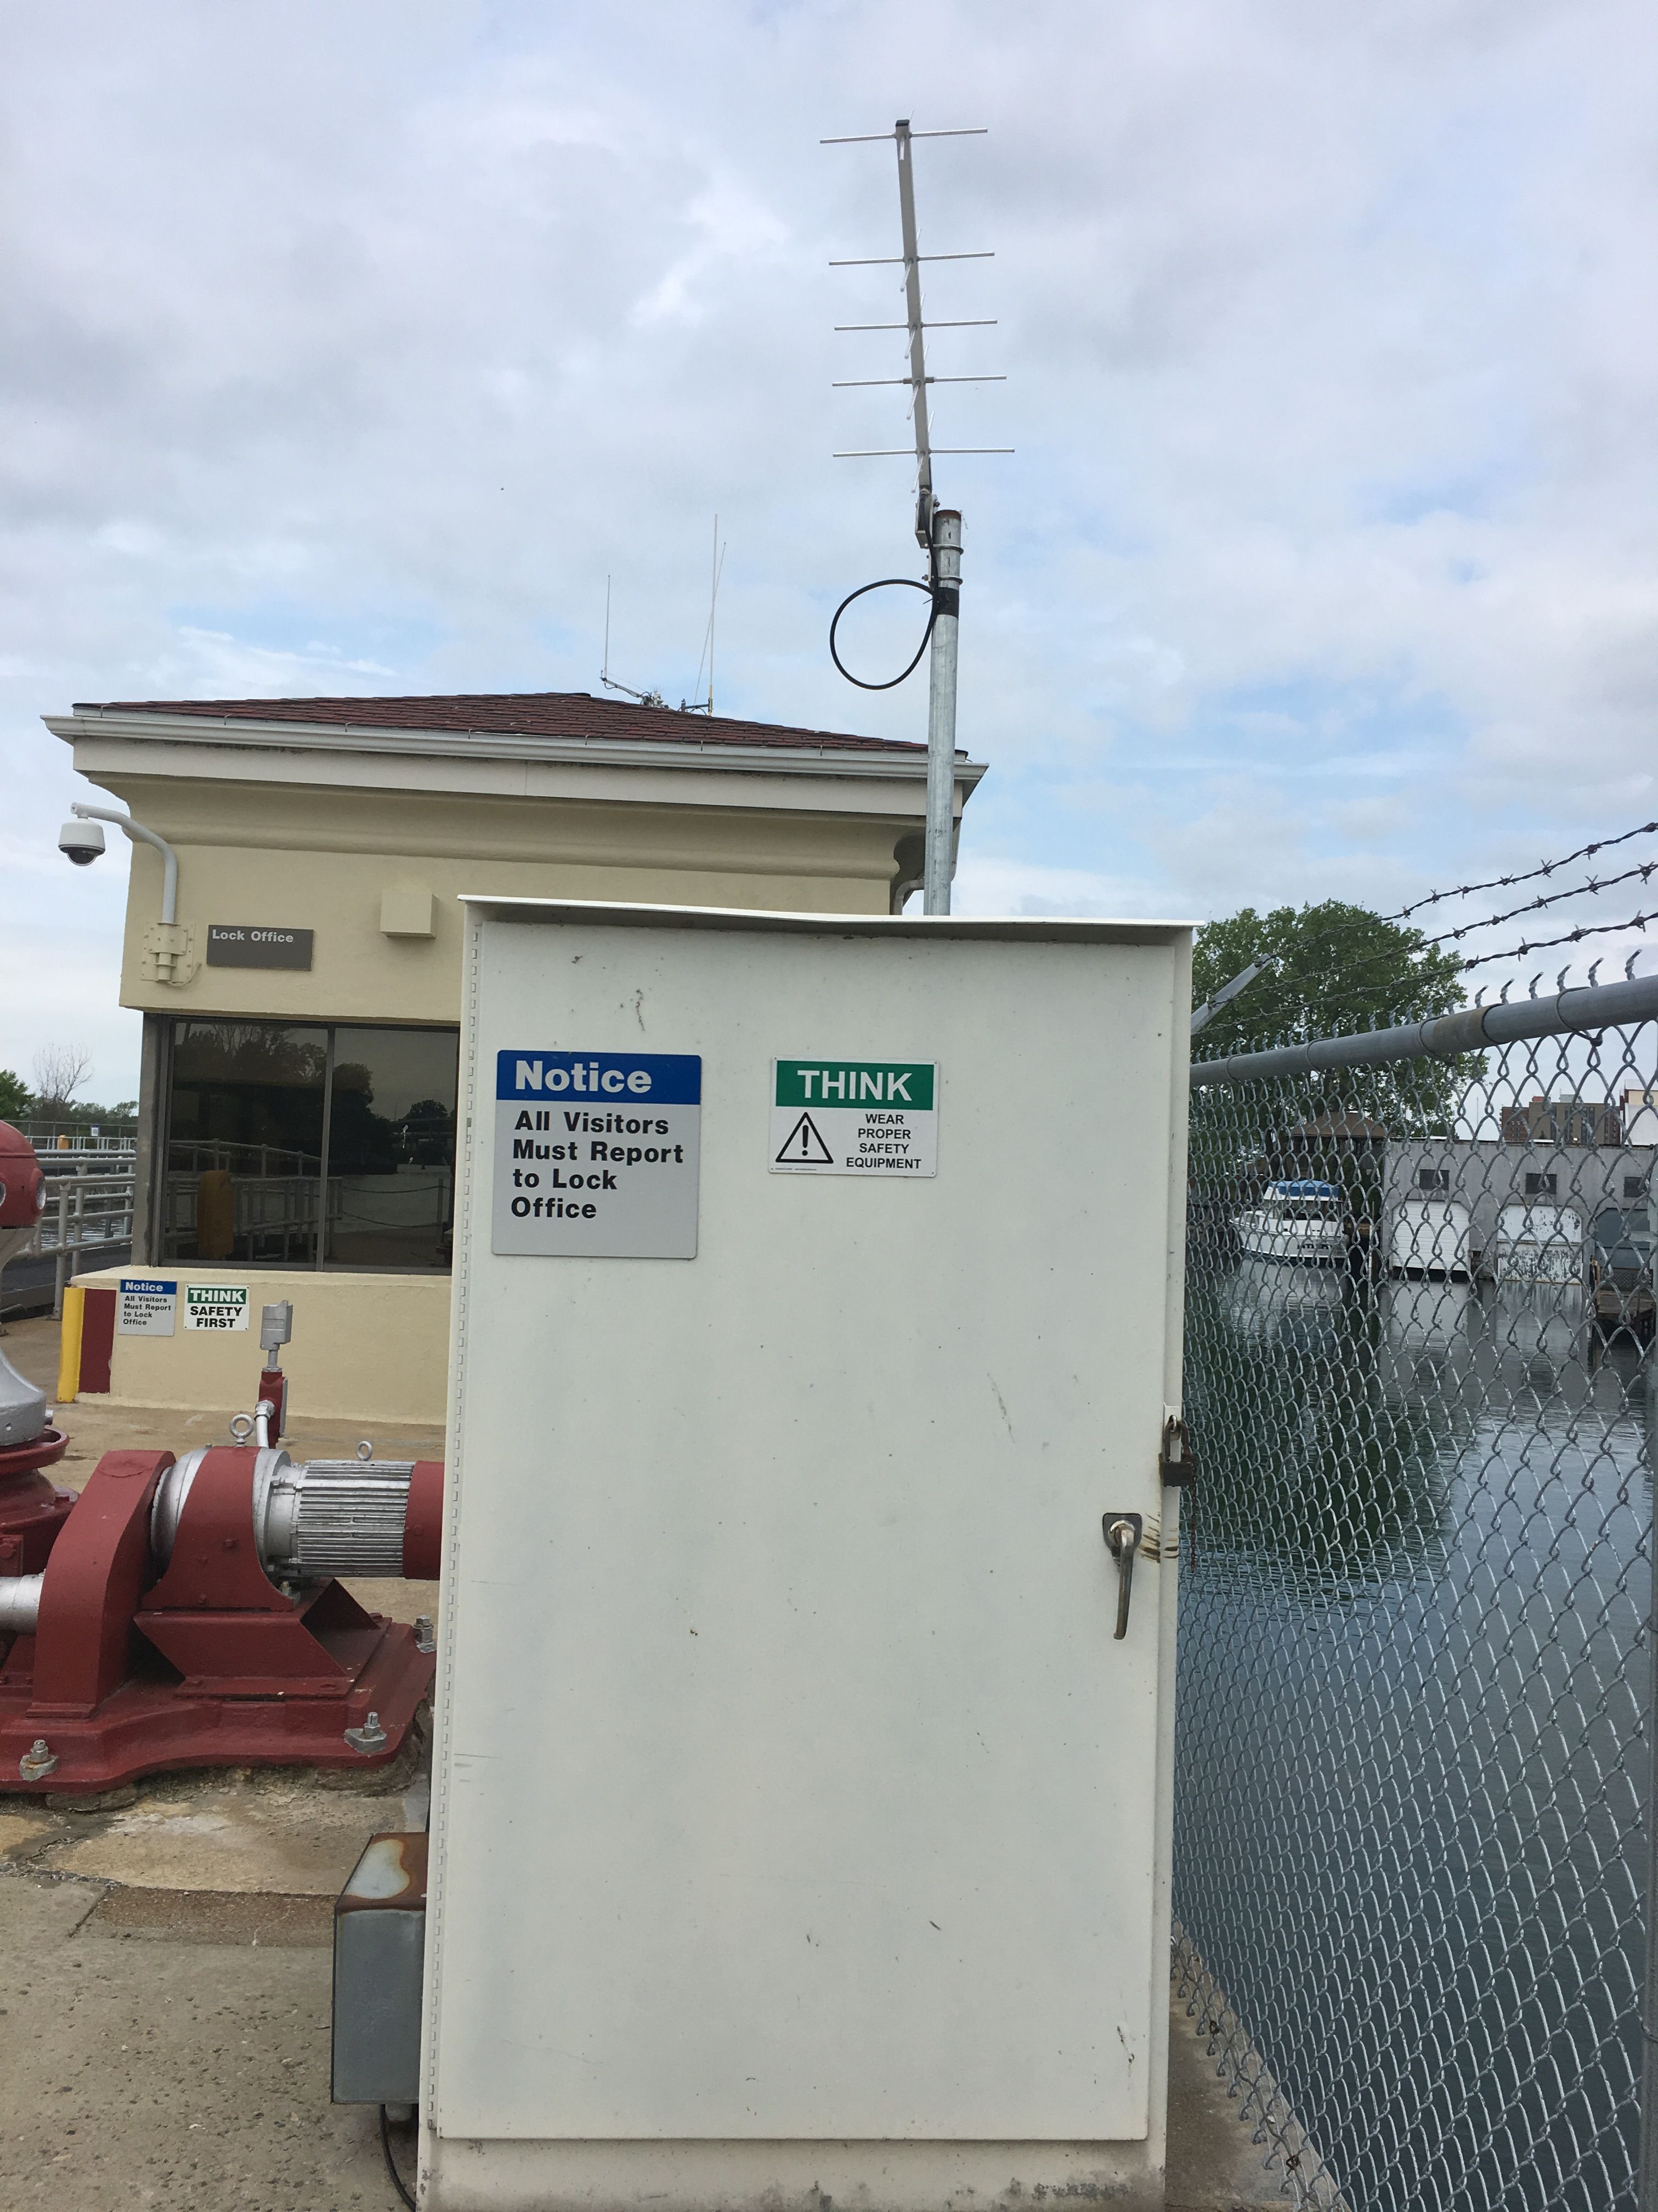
xmin=1159 ymin=1417 xmax=1197 ymax=1488
xmin=1160 ymin=1416 xmax=1198 ymax=1569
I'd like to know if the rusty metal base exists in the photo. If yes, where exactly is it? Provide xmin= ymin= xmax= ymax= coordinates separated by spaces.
xmin=0 ymin=1618 xmax=434 ymax=1797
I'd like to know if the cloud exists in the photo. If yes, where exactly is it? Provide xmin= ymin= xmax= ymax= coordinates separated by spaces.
xmin=2 ymin=0 xmax=1655 ymax=1094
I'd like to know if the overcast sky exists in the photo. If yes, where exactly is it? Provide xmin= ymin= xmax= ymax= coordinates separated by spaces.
xmin=4 ymin=0 xmax=1655 ymax=1100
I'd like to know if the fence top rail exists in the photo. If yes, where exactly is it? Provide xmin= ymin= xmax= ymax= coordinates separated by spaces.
xmin=1190 ymin=970 xmax=1658 ymax=1086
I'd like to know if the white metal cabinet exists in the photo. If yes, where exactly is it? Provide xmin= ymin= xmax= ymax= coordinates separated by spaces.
xmin=423 ymin=903 xmax=1191 ymax=2212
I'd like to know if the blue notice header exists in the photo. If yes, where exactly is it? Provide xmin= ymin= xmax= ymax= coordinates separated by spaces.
xmin=496 ymin=1051 xmax=701 ymax=1105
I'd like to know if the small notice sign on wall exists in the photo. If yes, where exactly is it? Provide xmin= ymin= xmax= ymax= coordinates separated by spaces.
xmin=185 ymin=1284 xmax=250 ymax=1330
xmin=206 ymin=925 xmax=314 ymax=969
xmin=769 ymin=1059 xmax=939 ymax=1177
xmin=117 ymin=1276 xmax=177 ymax=1335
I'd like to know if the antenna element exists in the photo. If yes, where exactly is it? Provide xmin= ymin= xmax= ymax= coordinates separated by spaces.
xmin=824 ymin=119 xmax=1004 ymax=912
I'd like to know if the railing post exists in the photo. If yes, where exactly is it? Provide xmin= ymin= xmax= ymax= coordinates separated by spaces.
xmin=52 ymin=1181 xmax=69 ymax=1319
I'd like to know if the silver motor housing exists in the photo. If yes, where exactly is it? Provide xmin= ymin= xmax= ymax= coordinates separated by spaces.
xmin=150 ymin=1448 xmax=416 ymax=1585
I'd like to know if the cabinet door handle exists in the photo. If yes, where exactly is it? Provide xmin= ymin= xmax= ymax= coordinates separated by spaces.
xmin=1102 ymin=1513 xmax=1144 ymax=1640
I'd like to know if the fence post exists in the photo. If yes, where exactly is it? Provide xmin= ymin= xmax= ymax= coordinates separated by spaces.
xmin=1643 ymin=1369 xmax=1658 ymax=2212
xmin=52 ymin=1182 xmax=69 ymax=1319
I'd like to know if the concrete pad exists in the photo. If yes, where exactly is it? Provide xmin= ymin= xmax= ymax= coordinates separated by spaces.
xmin=38 ymin=1771 xmax=410 ymax=1894
xmin=1165 ymin=1989 xmax=1290 ymax=2210
xmin=85 ymin=1886 xmax=335 ymax=1945
xmin=0 ymin=1312 xmax=61 ymax=1390
xmin=0 ymin=1807 xmax=63 ymax=1860
xmin=0 ymin=1865 xmax=392 ymax=2210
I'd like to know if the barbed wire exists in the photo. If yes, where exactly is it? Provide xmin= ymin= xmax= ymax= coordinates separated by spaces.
xmin=1458 ymin=909 xmax=1657 ymax=972
xmin=1199 ymin=839 xmax=1656 ymax=1006
xmin=1416 ymin=859 xmax=1658 ymax=946
xmin=1382 ymin=819 xmax=1658 ymax=921
xmin=1191 ymin=822 xmax=1658 ymax=1046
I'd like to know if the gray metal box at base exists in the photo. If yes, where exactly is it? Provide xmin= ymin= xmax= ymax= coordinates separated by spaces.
xmin=332 ymin=1833 xmax=427 ymax=2107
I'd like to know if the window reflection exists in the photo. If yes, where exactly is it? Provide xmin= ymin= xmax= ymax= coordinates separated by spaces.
xmin=324 ymin=1028 xmax=457 ymax=1269
xmin=161 ymin=1020 xmax=457 ymax=1272
xmin=163 ymin=1023 xmax=327 ymax=1265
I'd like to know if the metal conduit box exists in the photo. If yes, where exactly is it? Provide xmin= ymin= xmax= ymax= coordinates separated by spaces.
xmin=422 ymin=900 xmax=1193 ymax=2212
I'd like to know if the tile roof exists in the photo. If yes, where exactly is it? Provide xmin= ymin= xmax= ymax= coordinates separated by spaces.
xmin=72 ymin=690 xmax=926 ymax=757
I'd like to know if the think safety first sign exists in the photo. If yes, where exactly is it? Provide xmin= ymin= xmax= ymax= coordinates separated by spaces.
xmin=493 ymin=1051 xmax=701 ymax=1259
xmin=769 ymin=1060 xmax=938 ymax=1177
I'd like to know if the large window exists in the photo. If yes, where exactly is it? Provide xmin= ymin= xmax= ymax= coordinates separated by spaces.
xmin=161 ymin=1020 xmax=457 ymax=1272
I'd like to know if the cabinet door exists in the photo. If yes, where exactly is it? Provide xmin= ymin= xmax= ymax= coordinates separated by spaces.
xmin=431 ymin=919 xmax=1180 ymax=2143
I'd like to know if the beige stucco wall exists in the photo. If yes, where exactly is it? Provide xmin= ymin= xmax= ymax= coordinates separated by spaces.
xmin=74 ymin=1263 xmax=451 ymax=1424
xmin=58 ymin=718 xmax=972 ymax=1421
xmin=96 ymin=772 xmax=918 ymax=1020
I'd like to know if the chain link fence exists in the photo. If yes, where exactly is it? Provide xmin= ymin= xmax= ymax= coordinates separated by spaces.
xmin=1174 ymin=1012 xmax=1655 ymax=2211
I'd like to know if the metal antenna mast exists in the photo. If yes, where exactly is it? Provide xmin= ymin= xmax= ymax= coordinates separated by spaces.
xmin=824 ymin=120 xmax=1008 ymax=913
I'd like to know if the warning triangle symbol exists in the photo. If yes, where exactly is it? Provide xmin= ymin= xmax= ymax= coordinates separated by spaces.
xmin=777 ymin=1111 xmax=834 ymax=1165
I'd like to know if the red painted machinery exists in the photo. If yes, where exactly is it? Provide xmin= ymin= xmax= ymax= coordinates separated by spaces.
xmin=0 ymin=1122 xmax=442 ymax=1797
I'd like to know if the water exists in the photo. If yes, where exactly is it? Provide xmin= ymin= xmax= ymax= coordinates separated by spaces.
xmin=1175 ymin=1260 xmax=1651 ymax=2212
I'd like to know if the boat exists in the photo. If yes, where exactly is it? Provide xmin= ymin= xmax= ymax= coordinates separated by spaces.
xmin=1235 ymin=1180 xmax=1345 ymax=1263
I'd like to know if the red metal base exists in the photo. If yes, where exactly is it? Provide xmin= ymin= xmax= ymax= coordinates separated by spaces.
xmin=0 ymin=1619 xmax=434 ymax=1796
xmin=0 ymin=1427 xmax=74 ymax=1575
xmin=0 ymin=1442 xmax=438 ymax=1796
xmin=0 ymin=1425 xmax=69 ymax=1481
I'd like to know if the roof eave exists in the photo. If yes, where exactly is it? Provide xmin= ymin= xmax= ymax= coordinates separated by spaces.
xmin=43 ymin=709 xmax=987 ymax=788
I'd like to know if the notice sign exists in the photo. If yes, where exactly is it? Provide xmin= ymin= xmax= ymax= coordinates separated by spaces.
xmin=206 ymin=924 xmax=314 ymax=970
xmin=185 ymin=1284 xmax=249 ymax=1331
xmin=770 ymin=1060 xmax=938 ymax=1177
xmin=493 ymin=1050 xmax=701 ymax=1260
xmin=117 ymin=1276 xmax=177 ymax=1336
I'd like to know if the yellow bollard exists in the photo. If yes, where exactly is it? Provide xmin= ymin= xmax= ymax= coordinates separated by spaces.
xmin=57 ymin=1283 xmax=84 ymax=1405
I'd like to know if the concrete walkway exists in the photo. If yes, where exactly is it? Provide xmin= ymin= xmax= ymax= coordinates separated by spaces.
xmin=0 ymin=1312 xmax=1287 ymax=2210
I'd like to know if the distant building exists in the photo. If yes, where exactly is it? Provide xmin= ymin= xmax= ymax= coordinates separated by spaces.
xmin=1386 ymin=1136 xmax=1653 ymax=1262
xmin=1501 ymin=1096 xmax=1624 ymax=1147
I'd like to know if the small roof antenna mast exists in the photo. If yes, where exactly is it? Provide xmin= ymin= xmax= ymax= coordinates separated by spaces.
xmin=601 ymin=576 xmax=666 ymax=709
xmin=682 ymin=515 xmax=726 ymax=716
xmin=823 ymin=119 xmax=1009 ymax=913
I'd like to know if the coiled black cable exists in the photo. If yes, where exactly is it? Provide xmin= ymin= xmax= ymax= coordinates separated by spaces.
xmin=828 ymin=577 xmax=938 ymax=691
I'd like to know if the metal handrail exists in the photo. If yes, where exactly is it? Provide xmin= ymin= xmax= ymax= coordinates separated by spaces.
xmin=36 ymin=1166 xmax=138 ymax=1318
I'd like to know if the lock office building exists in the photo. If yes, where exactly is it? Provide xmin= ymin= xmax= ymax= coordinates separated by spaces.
xmin=50 ymin=691 xmax=984 ymax=1420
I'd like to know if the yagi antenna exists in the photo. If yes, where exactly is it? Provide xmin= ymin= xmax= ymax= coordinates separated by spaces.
xmin=823 ymin=119 xmax=1009 ymax=915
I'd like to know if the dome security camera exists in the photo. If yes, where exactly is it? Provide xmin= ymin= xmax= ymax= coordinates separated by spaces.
xmin=59 ymin=819 xmax=106 ymax=867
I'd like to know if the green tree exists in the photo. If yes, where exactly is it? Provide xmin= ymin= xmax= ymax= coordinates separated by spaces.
xmin=1190 ymin=902 xmax=1474 ymax=1180
xmin=1192 ymin=901 xmax=1465 ymax=1056
xmin=0 ymin=1070 xmax=29 ymax=1124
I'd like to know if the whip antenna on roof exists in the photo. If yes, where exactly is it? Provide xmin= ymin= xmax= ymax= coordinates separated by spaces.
xmin=602 ymin=525 xmax=727 ymax=715
xmin=684 ymin=516 xmax=726 ymax=716
xmin=823 ymin=119 xmax=1008 ymax=913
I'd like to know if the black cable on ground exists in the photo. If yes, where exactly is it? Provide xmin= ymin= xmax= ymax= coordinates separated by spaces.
xmin=380 ymin=2106 xmax=416 ymax=2209
xmin=828 ymin=577 xmax=937 ymax=690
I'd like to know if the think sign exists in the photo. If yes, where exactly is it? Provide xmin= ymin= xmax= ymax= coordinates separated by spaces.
xmin=492 ymin=1051 xmax=701 ymax=1259
xmin=185 ymin=1284 xmax=249 ymax=1330
xmin=769 ymin=1060 xmax=938 ymax=1178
